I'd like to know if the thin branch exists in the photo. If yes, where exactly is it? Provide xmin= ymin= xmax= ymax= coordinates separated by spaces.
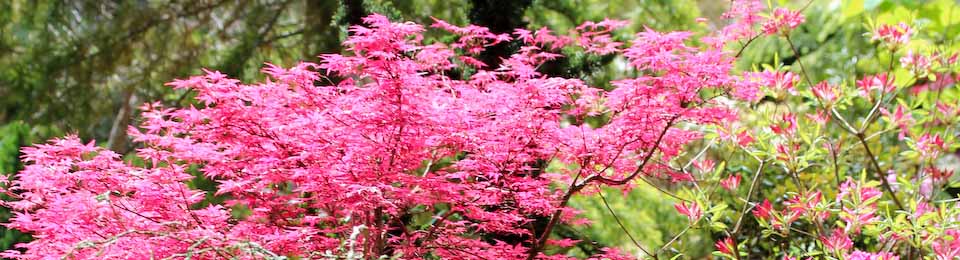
xmin=735 ymin=34 xmax=761 ymax=58
xmin=527 ymin=115 xmax=680 ymax=259
xmin=682 ymin=139 xmax=715 ymax=171
xmin=596 ymin=186 xmax=655 ymax=258
xmin=580 ymin=115 xmax=681 ymax=187
xmin=656 ymin=224 xmax=692 ymax=255
xmin=732 ymin=160 xmax=765 ymax=234
xmin=260 ymin=29 xmax=305 ymax=47
xmin=637 ymin=175 xmax=691 ymax=203
xmin=784 ymin=34 xmax=815 ymax=88
xmin=830 ymin=108 xmax=860 ymax=134
xmin=856 ymin=132 xmax=905 ymax=210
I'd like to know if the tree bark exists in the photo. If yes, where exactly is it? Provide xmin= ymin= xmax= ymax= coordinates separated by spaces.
xmin=107 ymin=86 xmax=138 ymax=153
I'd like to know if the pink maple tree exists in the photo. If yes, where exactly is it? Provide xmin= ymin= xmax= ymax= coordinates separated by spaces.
xmin=1 ymin=7 xmax=755 ymax=259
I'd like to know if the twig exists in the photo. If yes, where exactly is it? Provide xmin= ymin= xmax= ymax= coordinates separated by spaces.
xmin=656 ymin=224 xmax=692 ymax=255
xmin=580 ymin=115 xmax=681 ymax=187
xmin=597 ymin=186 xmax=656 ymax=259
xmin=732 ymin=160 xmax=766 ymax=234
xmin=784 ymin=35 xmax=815 ymax=88
xmin=637 ymin=175 xmax=691 ymax=203
xmin=527 ymin=115 xmax=679 ymax=259
xmin=856 ymin=132 xmax=905 ymax=210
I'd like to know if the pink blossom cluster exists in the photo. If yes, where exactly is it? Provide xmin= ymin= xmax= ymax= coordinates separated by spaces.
xmin=761 ymin=8 xmax=805 ymax=35
xmin=871 ymin=22 xmax=914 ymax=46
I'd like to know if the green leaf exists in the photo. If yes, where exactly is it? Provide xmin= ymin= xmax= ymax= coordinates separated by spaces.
xmin=711 ymin=252 xmax=732 ymax=260
xmin=710 ymin=221 xmax=728 ymax=231
xmin=714 ymin=161 xmax=726 ymax=177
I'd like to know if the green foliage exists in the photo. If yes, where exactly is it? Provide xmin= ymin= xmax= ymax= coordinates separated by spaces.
xmin=567 ymin=185 xmax=712 ymax=258
xmin=0 ymin=122 xmax=34 ymax=250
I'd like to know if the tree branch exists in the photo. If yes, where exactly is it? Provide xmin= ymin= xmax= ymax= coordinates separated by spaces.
xmin=596 ymin=185 xmax=655 ymax=259
xmin=527 ymin=115 xmax=679 ymax=259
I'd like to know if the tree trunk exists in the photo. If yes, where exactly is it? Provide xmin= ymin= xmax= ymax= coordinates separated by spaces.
xmin=303 ymin=0 xmax=341 ymax=59
xmin=467 ymin=0 xmax=532 ymax=68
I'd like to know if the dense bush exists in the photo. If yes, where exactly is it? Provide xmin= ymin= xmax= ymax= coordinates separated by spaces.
xmin=3 ymin=1 xmax=959 ymax=259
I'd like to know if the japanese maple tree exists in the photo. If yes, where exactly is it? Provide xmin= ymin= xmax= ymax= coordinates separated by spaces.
xmin=4 ymin=1 xmax=960 ymax=259
xmin=1 ymin=8 xmax=754 ymax=258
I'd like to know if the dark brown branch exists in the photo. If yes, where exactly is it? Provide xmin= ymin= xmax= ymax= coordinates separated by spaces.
xmin=260 ymin=29 xmax=305 ymax=46
xmin=856 ymin=132 xmax=905 ymax=210
xmin=526 ymin=115 xmax=680 ymax=259
xmin=579 ymin=115 xmax=681 ymax=188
